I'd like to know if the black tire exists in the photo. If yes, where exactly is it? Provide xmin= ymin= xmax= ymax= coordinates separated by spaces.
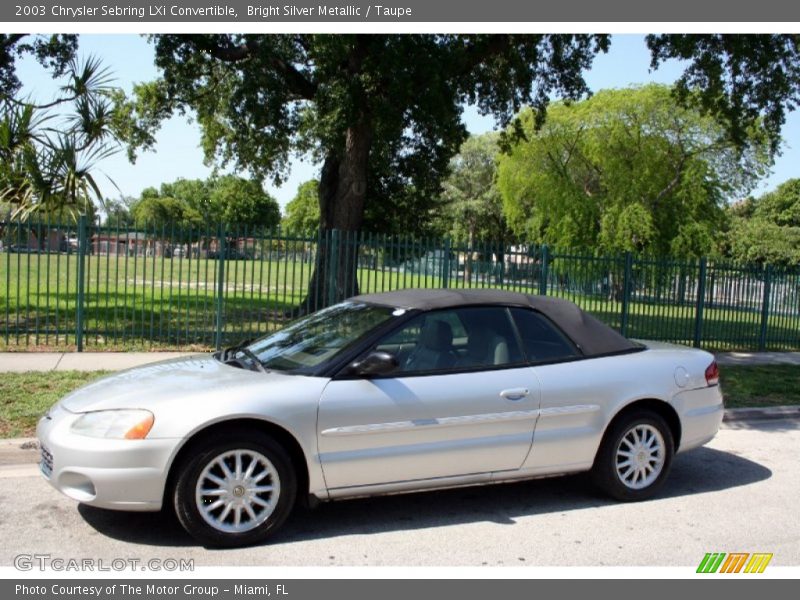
xmin=591 ymin=409 xmax=674 ymax=501
xmin=173 ymin=430 xmax=297 ymax=547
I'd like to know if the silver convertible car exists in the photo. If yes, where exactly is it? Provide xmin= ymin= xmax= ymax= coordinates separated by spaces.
xmin=37 ymin=289 xmax=723 ymax=547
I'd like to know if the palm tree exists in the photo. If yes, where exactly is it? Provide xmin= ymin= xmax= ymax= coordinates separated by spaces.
xmin=0 ymin=55 xmax=120 ymax=223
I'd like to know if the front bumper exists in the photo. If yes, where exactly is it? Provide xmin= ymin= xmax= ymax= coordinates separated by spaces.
xmin=36 ymin=403 xmax=180 ymax=511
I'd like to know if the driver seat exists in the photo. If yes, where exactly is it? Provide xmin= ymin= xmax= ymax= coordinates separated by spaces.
xmin=404 ymin=319 xmax=457 ymax=372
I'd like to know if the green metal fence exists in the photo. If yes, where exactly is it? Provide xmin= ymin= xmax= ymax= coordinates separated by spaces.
xmin=1 ymin=216 xmax=799 ymax=351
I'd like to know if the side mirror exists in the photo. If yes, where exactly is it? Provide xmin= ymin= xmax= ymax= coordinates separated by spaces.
xmin=349 ymin=351 xmax=399 ymax=377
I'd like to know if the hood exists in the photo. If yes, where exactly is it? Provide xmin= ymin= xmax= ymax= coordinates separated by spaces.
xmin=59 ymin=354 xmax=292 ymax=413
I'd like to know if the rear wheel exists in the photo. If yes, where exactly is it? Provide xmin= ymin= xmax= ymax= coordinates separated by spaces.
xmin=591 ymin=410 xmax=674 ymax=501
xmin=173 ymin=431 xmax=296 ymax=547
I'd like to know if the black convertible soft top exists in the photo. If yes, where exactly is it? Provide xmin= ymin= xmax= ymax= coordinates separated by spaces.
xmin=350 ymin=289 xmax=639 ymax=358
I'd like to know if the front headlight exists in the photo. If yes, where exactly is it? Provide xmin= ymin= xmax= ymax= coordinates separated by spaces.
xmin=70 ymin=410 xmax=155 ymax=439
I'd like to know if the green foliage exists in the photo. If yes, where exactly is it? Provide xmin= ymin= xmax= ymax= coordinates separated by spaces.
xmin=158 ymin=178 xmax=209 ymax=209
xmin=129 ymin=174 xmax=280 ymax=230
xmin=727 ymin=218 xmax=800 ymax=267
xmin=726 ymin=178 xmax=800 ymax=266
xmin=208 ymin=175 xmax=280 ymax=230
xmin=0 ymin=34 xmax=78 ymax=97
xmin=122 ymin=34 xmax=610 ymax=236
xmin=754 ymin=178 xmax=800 ymax=227
xmin=130 ymin=195 xmax=202 ymax=231
xmin=437 ymin=133 xmax=511 ymax=244
xmin=497 ymin=85 xmax=770 ymax=257
xmin=282 ymin=180 xmax=320 ymax=235
xmin=647 ymin=34 xmax=800 ymax=155
xmin=101 ymin=196 xmax=135 ymax=227
xmin=0 ymin=48 xmax=124 ymax=221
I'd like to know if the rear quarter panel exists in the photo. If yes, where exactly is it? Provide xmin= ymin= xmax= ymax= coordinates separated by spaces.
xmin=521 ymin=344 xmax=717 ymax=474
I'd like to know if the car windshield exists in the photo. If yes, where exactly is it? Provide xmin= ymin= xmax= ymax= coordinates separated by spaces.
xmin=243 ymin=302 xmax=397 ymax=373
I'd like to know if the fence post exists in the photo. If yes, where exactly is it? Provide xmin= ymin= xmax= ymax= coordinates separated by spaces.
xmin=328 ymin=229 xmax=340 ymax=307
xmin=538 ymin=244 xmax=549 ymax=296
xmin=758 ymin=264 xmax=773 ymax=351
xmin=693 ymin=257 xmax=708 ymax=348
xmin=620 ymin=252 xmax=633 ymax=337
xmin=441 ymin=238 xmax=451 ymax=289
xmin=214 ymin=223 xmax=226 ymax=350
xmin=75 ymin=214 xmax=88 ymax=352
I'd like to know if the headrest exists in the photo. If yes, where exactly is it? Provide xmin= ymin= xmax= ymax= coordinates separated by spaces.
xmin=419 ymin=319 xmax=453 ymax=352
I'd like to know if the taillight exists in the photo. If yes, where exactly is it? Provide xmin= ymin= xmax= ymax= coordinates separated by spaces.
xmin=705 ymin=361 xmax=720 ymax=386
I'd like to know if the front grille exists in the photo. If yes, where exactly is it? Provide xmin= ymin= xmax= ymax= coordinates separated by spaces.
xmin=40 ymin=444 xmax=53 ymax=478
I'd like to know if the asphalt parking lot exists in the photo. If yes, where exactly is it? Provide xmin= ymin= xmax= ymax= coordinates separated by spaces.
xmin=1 ymin=418 xmax=798 ymax=567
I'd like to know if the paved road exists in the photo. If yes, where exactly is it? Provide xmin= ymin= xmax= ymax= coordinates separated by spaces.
xmin=1 ymin=419 xmax=798 ymax=567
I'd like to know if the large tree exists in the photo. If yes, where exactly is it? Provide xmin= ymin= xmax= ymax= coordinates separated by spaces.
xmin=135 ymin=175 xmax=281 ymax=230
xmin=0 ymin=34 xmax=78 ymax=98
xmin=497 ymin=85 xmax=771 ymax=257
xmin=130 ymin=193 xmax=203 ymax=231
xmin=646 ymin=34 xmax=800 ymax=155
xmin=438 ymin=132 xmax=512 ymax=250
xmin=207 ymin=175 xmax=280 ymax=230
xmin=726 ymin=179 xmax=800 ymax=266
xmin=124 ymin=34 xmax=609 ymax=307
xmin=282 ymin=179 xmax=320 ymax=235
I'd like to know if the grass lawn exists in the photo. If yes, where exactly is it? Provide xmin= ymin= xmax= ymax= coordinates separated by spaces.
xmin=0 ymin=364 xmax=796 ymax=439
xmin=719 ymin=364 xmax=800 ymax=408
xmin=0 ymin=370 xmax=110 ymax=437
xmin=0 ymin=252 xmax=447 ymax=350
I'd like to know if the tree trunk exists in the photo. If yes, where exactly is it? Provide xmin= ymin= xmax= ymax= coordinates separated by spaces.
xmin=495 ymin=243 xmax=505 ymax=286
xmin=296 ymin=120 xmax=372 ymax=315
xmin=464 ymin=226 xmax=475 ymax=282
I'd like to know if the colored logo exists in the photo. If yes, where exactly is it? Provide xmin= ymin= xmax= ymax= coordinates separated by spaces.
xmin=697 ymin=552 xmax=773 ymax=573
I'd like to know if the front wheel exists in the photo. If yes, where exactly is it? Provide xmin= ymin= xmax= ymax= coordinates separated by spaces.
xmin=591 ymin=410 xmax=674 ymax=501
xmin=173 ymin=431 xmax=297 ymax=547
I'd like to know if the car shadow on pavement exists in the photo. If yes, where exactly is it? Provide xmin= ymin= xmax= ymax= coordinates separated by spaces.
xmin=78 ymin=503 xmax=194 ymax=547
xmin=77 ymin=446 xmax=771 ymax=548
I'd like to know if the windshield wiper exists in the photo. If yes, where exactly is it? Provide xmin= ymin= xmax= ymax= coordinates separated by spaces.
xmin=237 ymin=347 xmax=268 ymax=374
xmin=217 ymin=339 xmax=269 ymax=374
xmin=219 ymin=338 xmax=254 ymax=362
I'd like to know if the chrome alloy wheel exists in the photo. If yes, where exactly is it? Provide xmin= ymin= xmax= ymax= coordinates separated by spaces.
xmin=614 ymin=424 xmax=666 ymax=490
xmin=194 ymin=449 xmax=281 ymax=533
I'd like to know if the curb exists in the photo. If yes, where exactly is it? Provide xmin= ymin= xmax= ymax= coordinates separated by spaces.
xmin=0 ymin=437 xmax=40 ymax=466
xmin=722 ymin=406 xmax=800 ymax=422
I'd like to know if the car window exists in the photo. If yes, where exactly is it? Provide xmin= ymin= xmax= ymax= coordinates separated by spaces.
xmin=509 ymin=307 xmax=579 ymax=363
xmin=375 ymin=307 xmax=523 ymax=375
xmin=246 ymin=302 xmax=395 ymax=372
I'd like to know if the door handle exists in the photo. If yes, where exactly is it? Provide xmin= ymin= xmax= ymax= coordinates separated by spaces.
xmin=500 ymin=388 xmax=529 ymax=401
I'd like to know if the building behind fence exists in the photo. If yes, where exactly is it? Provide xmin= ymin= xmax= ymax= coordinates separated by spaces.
xmin=2 ymin=216 xmax=799 ymax=351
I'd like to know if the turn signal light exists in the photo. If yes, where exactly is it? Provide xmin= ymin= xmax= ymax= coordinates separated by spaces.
xmin=124 ymin=413 xmax=155 ymax=439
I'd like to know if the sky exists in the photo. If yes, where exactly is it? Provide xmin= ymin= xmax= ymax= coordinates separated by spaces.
xmin=15 ymin=34 xmax=800 ymax=211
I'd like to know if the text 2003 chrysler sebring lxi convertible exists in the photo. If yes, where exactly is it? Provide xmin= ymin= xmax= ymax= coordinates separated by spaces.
xmin=38 ymin=289 xmax=723 ymax=547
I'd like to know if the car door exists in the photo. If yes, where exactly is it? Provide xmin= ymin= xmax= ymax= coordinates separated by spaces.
xmin=317 ymin=306 xmax=541 ymax=490
xmin=508 ymin=307 xmax=607 ymax=472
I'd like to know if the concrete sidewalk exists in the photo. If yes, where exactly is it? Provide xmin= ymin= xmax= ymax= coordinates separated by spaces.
xmin=714 ymin=351 xmax=800 ymax=366
xmin=0 ymin=351 xmax=196 ymax=372
xmin=1 ymin=350 xmax=799 ymax=373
